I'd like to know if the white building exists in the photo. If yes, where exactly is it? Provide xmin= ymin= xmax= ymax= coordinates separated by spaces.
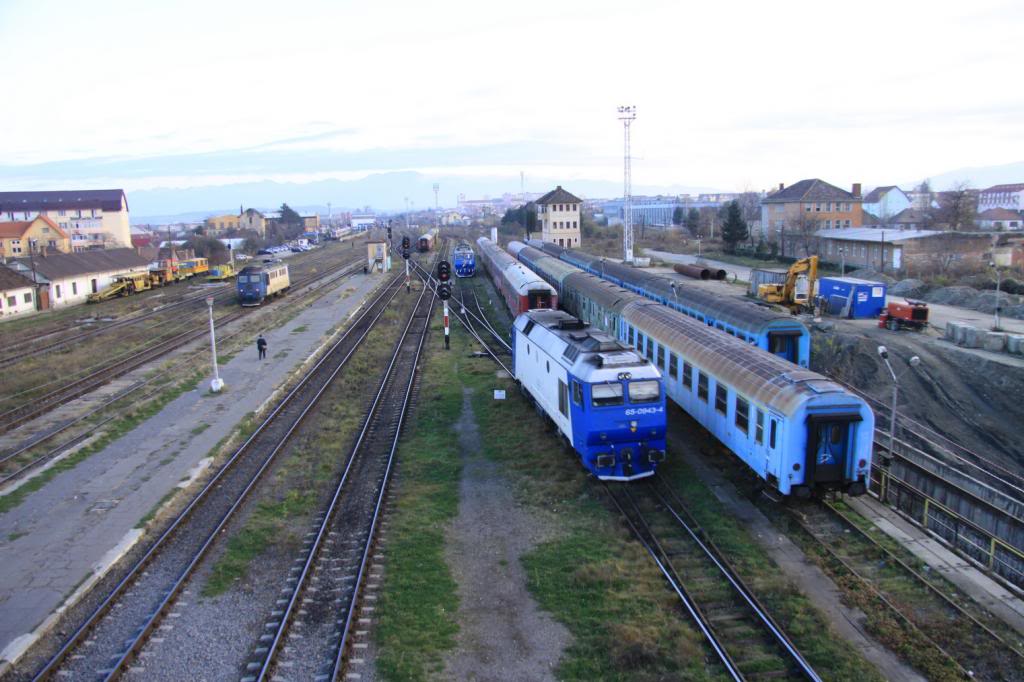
xmin=0 ymin=190 xmax=132 ymax=250
xmin=351 ymin=214 xmax=377 ymax=230
xmin=4 ymin=248 xmax=151 ymax=309
xmin=536 ymin=186 xmax=582 ymax=248
xmin=0 ymin=267 xmax=37 ymax=317
xmin=862 ymin=186 xmax=911 ymax=221
xmin=978 ymin=183 xmax=1024 ymax=212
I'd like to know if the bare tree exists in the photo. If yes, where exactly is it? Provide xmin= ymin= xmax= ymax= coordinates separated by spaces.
xmin=736 ymin=190 xmax=762 ymax=247
xmin=786 ymin=212 xmax=820 ymax=258
xmin=939 ymin=180 xmax=978 ymax=231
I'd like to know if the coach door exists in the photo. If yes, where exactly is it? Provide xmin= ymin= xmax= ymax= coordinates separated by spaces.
xmin=805 ymin=415 xmax=858 ymax=486
xmin=768 ymin=332 xmax=798 ymax=363
xmin=528 ymin=289 xmax=552 ymax=309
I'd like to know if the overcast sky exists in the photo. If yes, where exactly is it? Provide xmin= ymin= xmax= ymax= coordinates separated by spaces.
xmin=2 ymin=0 xmax=1023 ymax=201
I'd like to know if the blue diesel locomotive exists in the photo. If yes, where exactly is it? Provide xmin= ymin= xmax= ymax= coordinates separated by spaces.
xmin=452 ymin=242 xmax=476 ymax=277
xmin=512 ymin=309 xmax=667 ymax=481
xmin=516 ymin=247 xmax=873 ymax=497
xmin=524 ymin=240 xmax=811 ymax=367
xmin=236 ymin=262 xmax=290 ymax=306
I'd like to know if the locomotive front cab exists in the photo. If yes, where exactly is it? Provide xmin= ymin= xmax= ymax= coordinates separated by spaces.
xmin=578 ymin=376 xmax=667 ymax=480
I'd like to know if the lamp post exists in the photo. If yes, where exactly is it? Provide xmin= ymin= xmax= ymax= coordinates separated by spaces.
xmin=990 ymin=261 xmax=1003 ymax=331
xmin=696 ymin=238 xmax=702 ymax=258
xmin=839 ymin=246 xmax=845 ymax=277
xmin=207 ymin=296 xmax=224 ymax=393
xmin=877 ymin=345 xmax=920 ymax=466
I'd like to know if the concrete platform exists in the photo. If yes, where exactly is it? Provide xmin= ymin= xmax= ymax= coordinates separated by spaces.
xmin=0 ymin=271 xmax=384 ymax=668
xmin=848 ymin=495 xmax=1024 ymax=637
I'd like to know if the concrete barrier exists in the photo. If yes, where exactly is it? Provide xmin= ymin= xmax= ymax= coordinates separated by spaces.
xmin=945 ymin=321 xmax=960 ymax=341
xmin=983 ymin=332 xmax=1007 ymax=352
xmin=1008 ymin=335 xmax=1024 ymax=355
xmin=962 ymin=326 xmax=983 ymax=348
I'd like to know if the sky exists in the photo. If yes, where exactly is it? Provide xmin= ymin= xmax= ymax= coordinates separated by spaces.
xmin=2 ymin=0 xmax=1024 ymax=210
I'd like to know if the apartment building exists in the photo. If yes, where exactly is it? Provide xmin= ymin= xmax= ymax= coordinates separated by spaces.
xmin=759 ymin=179 xmax=864 ymax=243
xmin=0 ymin=190 xmax=131 ymax=250
xmin=536 ymin=186 xmax=582 ymax=248
xmin=978 ymin=183 xmax=1024 ymax=212
xmin=239 ymin=209 xmax=267 ymax=237
xmin=204 ymin=214 xmax=241 ymax=234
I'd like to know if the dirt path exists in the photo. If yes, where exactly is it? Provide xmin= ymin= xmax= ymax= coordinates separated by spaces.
xmin=442 ymin=388 xmax=571 ymax=681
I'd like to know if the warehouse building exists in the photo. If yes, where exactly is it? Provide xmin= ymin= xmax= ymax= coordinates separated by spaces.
xmin=2 ymin=248 xmax=151 ymax=309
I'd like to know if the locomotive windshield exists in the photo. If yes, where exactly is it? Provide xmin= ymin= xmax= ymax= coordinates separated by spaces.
xmin=628 ymin=380 xmax=660 ymax=403
xmin=591 ymin=382 xmax=624 ymax=407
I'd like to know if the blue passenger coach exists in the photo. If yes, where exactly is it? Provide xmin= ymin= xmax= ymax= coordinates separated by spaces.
xmin=512 ymin=309 xmax=667 ymax=481
xmin=236 ymin=262 xmax=290 ymax=306
xmin=526 ymin=240 xmax=810 ymax=368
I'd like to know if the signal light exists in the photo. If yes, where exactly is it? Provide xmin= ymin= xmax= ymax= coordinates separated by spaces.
xmin=402 ymin=236 xmax=410 ymax=249
xmin=438 ymin=283 xmax=452 ymax=300
xmin=438 ymin=260 xmax=451 ymax=283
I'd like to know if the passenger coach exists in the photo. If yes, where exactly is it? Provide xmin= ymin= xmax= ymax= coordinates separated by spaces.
xmin=512 ymin=309 xmax=667 ymax=480
xmin=528 ymin=240 xmax=810 ymax=367
xmin=519 ymin=249 xmax=873 ymax=497
xmin=476 ymin=237 xmax=557 ymax=315
xmin=236 ymin=262 xmax=290 ymax=306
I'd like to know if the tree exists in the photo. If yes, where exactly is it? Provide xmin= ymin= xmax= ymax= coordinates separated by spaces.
xmin=721 ymin=201 xmax=749 ymax=253
xmin=938 ymin=181 xmax=977 ymax=231
xmin=672 ymin=206 xmax=684 ymax=226
xmin=279 ymin=203 xmax=303 ymax=227
xmin=685 ymin=207 xmax=700 ymax=233
xmin=785 ymin=212 xmax=820 ymax=258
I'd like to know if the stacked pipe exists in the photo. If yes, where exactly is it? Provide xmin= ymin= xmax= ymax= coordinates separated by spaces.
xmin=674 ymin=263 xmax=726 ymax=280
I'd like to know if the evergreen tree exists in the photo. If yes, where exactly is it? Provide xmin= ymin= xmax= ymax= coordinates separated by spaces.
xmin=721 ymin=200 xmax=749 ymax=253
xmin=685 ymin=207 xmax=700 ymax=233
xmin=279 ymin=203 xmax=303 ymax=226
xmin=672 ymin=206 xmax=684 ymax=225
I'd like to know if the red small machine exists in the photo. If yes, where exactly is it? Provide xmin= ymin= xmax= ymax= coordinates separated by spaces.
xmin=878 ymin=300 xmax=929 ymax=331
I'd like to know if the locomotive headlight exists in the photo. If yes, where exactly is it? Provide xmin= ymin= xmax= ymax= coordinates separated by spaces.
xmin=629 ymin=420 xmax=637 ymax=433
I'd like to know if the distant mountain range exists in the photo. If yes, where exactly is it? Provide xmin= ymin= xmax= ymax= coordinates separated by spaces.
xmin=899 ymin=159 xmax=1024 ymax=192
xmin=130 ymin=171 xmax=718 ymax=223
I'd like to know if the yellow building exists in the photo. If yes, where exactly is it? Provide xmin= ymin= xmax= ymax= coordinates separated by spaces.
xmin=204 ymin=214 xmax=241 ymax=234
xmin=0 ymin=216 xmax=71 ymax=259
xmin=301 ymin=213 xmax=321 ymax=230
xmin=239 ymin=208 xmax=267 ymax=237
xmin=0 ymin=189 xmax=131 ymax=250
xmin=536 ymin=186 xmax=583 ymax=248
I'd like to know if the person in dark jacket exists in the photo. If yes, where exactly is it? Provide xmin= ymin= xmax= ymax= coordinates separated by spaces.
xmin=256 ymin=334 xmax=268 ymax=360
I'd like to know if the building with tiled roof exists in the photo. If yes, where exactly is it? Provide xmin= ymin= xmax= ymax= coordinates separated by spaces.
xmin=0 ymin=189 xmax=131 ymax=250
xmin=3 ymin=247 xmax=150 ymax=309
xmin=977 ymin=208 xmax=1022 ymax=231
xmin=862 ymin=185 xmax=910 ymax=220
xmin=0 ymin=215 xmax=71 ymax=259
xmin=0 ymin=267 xmax=37 ymax=317
xmin=535 ymin=186 xmax=583 ymax=248
xmin=978 ymin=183 xmax=1024 ymax=213
xmin=759 ymin=179 xmax=864 ymax=246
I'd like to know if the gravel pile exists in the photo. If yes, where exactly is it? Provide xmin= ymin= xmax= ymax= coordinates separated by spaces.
xmin=922 ymin=285 xmax=1024 ymax=319
xmin=846 ymin=268 xmax=896 ymax=284
xmin=923 ymin=286 xmax=983 ymax=307
xmin=889 ymin=278 xmax=928 ymax=297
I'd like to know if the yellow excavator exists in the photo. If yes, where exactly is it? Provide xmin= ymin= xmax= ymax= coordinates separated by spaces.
xmin=757 ymin=256 xmax=818 ymax=313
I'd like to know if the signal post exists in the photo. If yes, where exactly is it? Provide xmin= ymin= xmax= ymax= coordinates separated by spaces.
xmin=401 ymin=236 xmax=411 ymax=292
xmin=437 ymin=260 xmax=451 ymax=349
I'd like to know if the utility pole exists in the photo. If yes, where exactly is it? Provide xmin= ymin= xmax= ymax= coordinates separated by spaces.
xmin=618 ymin=105 xmax=636 ymax=263
xmin=991 ymin=261 xmax=1003 ymax=330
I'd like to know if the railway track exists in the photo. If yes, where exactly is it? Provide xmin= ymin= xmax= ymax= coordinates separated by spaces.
xmin=605 ymin=479 xmax=820 ymax=681
xmin=783 ymin=498 xmax=1024 ymax=680
xmin=0 ymin=256 xmax=365 ymax=437
xmin=29 ymin=270 xmax=406 ymax=681
xmin=245 ymin=260 xmax=435 ymax=682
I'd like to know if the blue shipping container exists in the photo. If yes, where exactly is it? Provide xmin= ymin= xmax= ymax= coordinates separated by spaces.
xmin=818 ymin=277 xmax=887 ymax=319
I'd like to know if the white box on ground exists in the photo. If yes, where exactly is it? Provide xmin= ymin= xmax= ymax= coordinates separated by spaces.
xmin=493 ymin=390 xmax=506 ymax=400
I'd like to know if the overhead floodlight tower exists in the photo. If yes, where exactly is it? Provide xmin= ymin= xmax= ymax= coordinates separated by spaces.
xmin=618 ymin=105 xmax=637 ymax=263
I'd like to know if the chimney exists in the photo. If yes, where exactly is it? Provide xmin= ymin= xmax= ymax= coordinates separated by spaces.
xmin=778 ymin=183 xmax=784 ymax=191
xmin=852 ymin=183 xmax=862 ymax=197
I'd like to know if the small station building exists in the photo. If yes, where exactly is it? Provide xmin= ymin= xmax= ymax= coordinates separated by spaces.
xmin=366 ymin=240 xmax=391 ymax=273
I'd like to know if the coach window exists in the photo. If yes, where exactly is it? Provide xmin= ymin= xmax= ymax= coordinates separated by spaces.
xmin=558 ymin=380 xmax=568 ymax=417
xmin=572 ymin=380 xmax=583 ymax=407
xmin=627 ymin=325 xmax=635 ymax=346
xmin=735 ymin=397 xmax=749 ymax=434
xmin=755 ymin=409 xmax=765 ymax=444
xmin=668 ymin=353 xmax=678 ymax=380
xmin=682 ymin=361 xmax=692 ymax=389
xmin=715 ymin=384 xmax=728 ymax=415
xmin=656 ymin=344 xmax=664 ymax=368
xmin=646 ymin=341 xmax=654 ymax=362
xmin=769 ymin=419 xmax=778 ymax=449
xmin=592 ymin=382 xmax=624 ymax=407
xmin=697 ymin=372 xmax=708 ymax=402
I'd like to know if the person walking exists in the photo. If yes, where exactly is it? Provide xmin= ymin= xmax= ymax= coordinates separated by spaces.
xmin=256 ymin=334 xmax=268 ymax=360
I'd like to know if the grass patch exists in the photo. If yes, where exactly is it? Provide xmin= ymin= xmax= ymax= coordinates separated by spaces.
xmin=135 ymin=488 xmax=180 ymax=529
xmin=291 ymin=325 xmax=309 ymax=333
xmin=7 ymin=530 xmax=27 ymax=542
xmin=203 ymin=489 xmax=317 ymax=596
xmin=190 ymin=423 xmax=211 ymax=436
xmin=0 ymin=369 xmax=204 ymax=516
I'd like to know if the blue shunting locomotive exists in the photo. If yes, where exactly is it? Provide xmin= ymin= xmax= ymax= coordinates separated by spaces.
xmin=512 ymin=308 xmax=667 ymax=481
xmin=452 ymin=242 xmax=476 ymax=277
xmin=236 ymin=262 xmax=290 ymax=306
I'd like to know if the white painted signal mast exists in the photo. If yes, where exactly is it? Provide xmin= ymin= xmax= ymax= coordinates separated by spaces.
xmin=618 ymin=105 xmax=636 ymax=263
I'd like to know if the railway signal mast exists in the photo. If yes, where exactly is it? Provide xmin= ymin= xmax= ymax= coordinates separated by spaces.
xmin=437 ymin=260 xmax=452 ymax=349
xmin=618 ymin=105 xmax=636 ymax=263
xmin=402 ymin=236 xmax=411 ymax=292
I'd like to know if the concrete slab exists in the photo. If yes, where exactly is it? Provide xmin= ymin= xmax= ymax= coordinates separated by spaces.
xmin=846 ymin=496 xmax=1024 ymax=637
xmin=983 ymin=332 xmax=1007 ymax=352
xmin=0 ymin=271 xmax=385 ymax=666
